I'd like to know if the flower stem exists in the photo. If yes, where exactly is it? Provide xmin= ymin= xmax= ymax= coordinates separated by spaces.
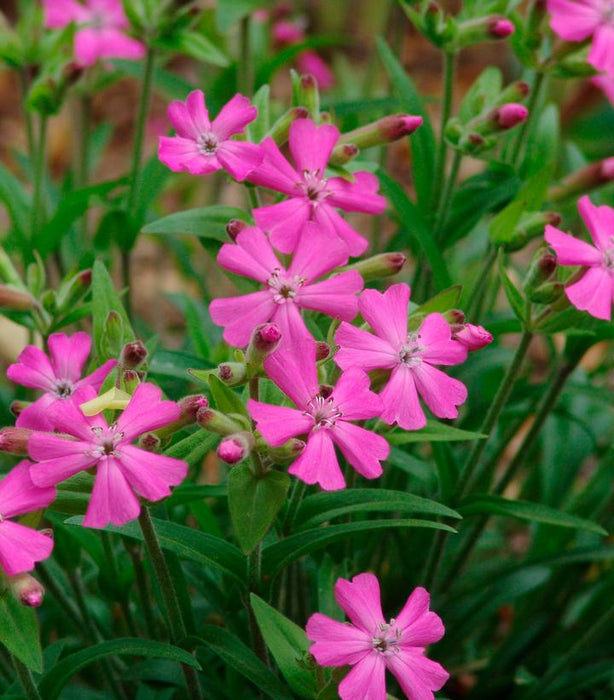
xmin=509 ymin=71 xmax=546 ymax=168
xmin=464 ymin=245 xmax=498 ymax=320
xmin=31 ymin=117 xmax=47 ymax=241
xmin=434 ymin=149 xmax=462 ymax=239
xmin=239 ymin=15 xmax=254 ymax=96
xmin=12 ymin=656 xmax=41 ymax=700
xmin=431 ymin=50 xmax=456 ymax=214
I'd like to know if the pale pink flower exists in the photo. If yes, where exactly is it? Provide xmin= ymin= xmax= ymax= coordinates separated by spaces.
xmin=296 ymin=51 xmax=335 ymax=90
xmin=41 ymin=0 xmax=145 ymax=67
xmin=248 ymin=118 xmax=386 ymax=256
xmin=335 ymin=284 xmax=468 ymax=430
xmin=0 ymin=461 xmax=55 ymax=576
xmin=158 ymin=90 xmax=263 ymax=181
xmin=306 ymin=573 xmax=449 ymax=700
xmin=209 ymin=223 xmax=363 ymax=347
xmin=248 ymin=341 xmax=389 ymax=490
xmin=7 ymin=332 xmax=116 ymax=432
xmin=28 ymin=383 xmax=188 ymax=528
xmin=547 ymin=0 xmax=614 ymax=74
xmin=545 ymin=195 xmax=614 ymax=320
xmin=454 ymin=323 xmax=493 ymax=351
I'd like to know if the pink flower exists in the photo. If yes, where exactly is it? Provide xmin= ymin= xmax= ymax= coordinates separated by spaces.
xmin=248 ymin=341 xmax=389 ymax=490
xmin=296 ymin=51 xmax=335 ymax=90
xmin=547 ymin=0 xmax=614 ymax=74
xmin=7 ymin=332 xmax=116 ymax=432
xmin=158 ymin=90 xmax=263 ymax=181
xmin=248 ymin=118 xmax=386 ymax=256
xmin=306 ymin=573 xmax=449 ymax=700
xmin=0 ymin=461 xmax=55 ymax=576
xmin=544 ymin=195 xmax=614 ymax=320
xmin=593 ymin=72 xmax=614 ymax=103
xmin=454 ymin=323 xmax=493 ymax=351
xmin=42 ymin=0 xmax=145 ymax=67
xmin=28 ymin=383 xmax=188 ymax=528
xmin=335 ymin=284 xmax=468 ymax=430
xmin=209 ymin=223 xmax=363 ymax=347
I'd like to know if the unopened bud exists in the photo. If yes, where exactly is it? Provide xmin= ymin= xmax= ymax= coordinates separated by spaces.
xmin=138 ymin=432 xmax=162 ymax=452
xmin=444 ymin=309 xmax=466 ymax=328
xmin=340 ymin=252 xmax=406 ymax=281
xmin=497 ymin=81 xmax=530 ymax=104
xmin=10 ymin=400 xmax=29 ymax=418
xmin=528 ymin=280 xmax=564 ymax=304
xmin=0 ymin=427 xmax=32 ymax=455
xmin=226 ymin=219 xmax=248 ymax=241
xmin=178 ymin=394 xmax=209 ymax=421
xmin=495 ymin=103 xmax=529 ymax=129
xmin=266 ymin=107 xmax=309 ymax=145
xmin=217 ymin=362 xmax=248 ymax=386
xmin=197 ymin=406 xmax=246 ymax=436
xmin=523 ymin=250 xmax=557 ymax=294
xmin=246 ymin=323 xmax=282 ymax=372
xmin=268 ymin=437 xmax=306 ymax=462
xmin=121 ymin=340 xmax=148 ymax=369
xmin=316 ymin=341 xmax=331 ymax=362
xmin=217 ymin=432 xmax=254 ymax=465
xmin=489 ymin=18 xmax=514 ymax=38
xmin=0 ymin=285 xmax=34 ymax=311
xmin=454 ymin=324 xmax=493 ymax=351
xmin=8 ymin=573 xmax=45 ymax=607
xmin=329 ymin=143 xmax=359 ymax=166
xmin=504 ymin=211 xmax=561 ymax=251
xmin=338 ymin=114 xmax=423 ymax=151
xmin=56 ymin=269 xmax=92 ymax=312
xmin=456 ymin=15 xmax=515 ymax=48
xmin=548 ymin=158 xmax=614 ymax=202
xmin=122 ymin=369 xmax=140 ymax=394
xmin=298 ymin=74 xmax=320 ymax=120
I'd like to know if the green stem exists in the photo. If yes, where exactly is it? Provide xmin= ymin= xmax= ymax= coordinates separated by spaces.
xmin=464 ymin=245 xmax=498 ymax=320
xmin=12 ymin=656 xmax=41 ymax=700
xmin=31 ymin=117 xmax=47 ymax=240
xmin=121 ymin=250 xmax=132 ymax=320
xmin=247 ymin=543 xmax=269 ymax=665
xmin=434 ymin=150 xmax=462 ymax=239
xmin=431 ymin=51 xmax=456 ymax=214
xmin=246 ymin=184 xmax=262 ymax=210
xmin=239 ymin=15 xmax=254 ymax=96
xmin=17 ymin=69 xmax=35 ymax=163
xmin=510 ymin=71 xmax=546 ymax=168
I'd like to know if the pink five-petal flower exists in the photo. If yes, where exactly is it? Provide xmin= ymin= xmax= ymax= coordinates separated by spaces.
xmin=27 ymin=383 xmax=188 ymax=529
xmin=248 ymin=340 xmax=389 ymax=490
xmin=544 ymin=195 xmax=614 ymax=321
xmin=306 ymin=573 xmax=449 ymax=700
xmin=0 ymin=461 xmax=56 ymax=576
xmin=42 ymin=0 xmax=145 ymax=67
xmin=209 ymin=222 xmax=363 ymax=347
xmin=7 ymin=332 xmax=117 ymax=432
xmin=547 ymin=0 xmax=614 ymax=74
xmin=248 ymin=118 xmax=386 ymax=256
xmin=335 ymin=283 xmax=468 ymax=430
xmin=158 ymin=90 xmax=263 ymax=181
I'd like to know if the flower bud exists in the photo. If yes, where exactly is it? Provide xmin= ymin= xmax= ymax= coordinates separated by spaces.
xmin=339 ymin=252 xmax=406 ymax=281
xmin=226 ymin=219 xmax=248 ymax=241
xmin=456 ymin=15 xmax=515 ymax=48
xmin=266 ymin=107 xmax=309 ymax=145
xmin=121 ymin=340 xmax=148 ymax=369
xmin=496 ymin=81 xmax=530 ymax=105
xmin=329 ymin=143 xmax=359 ymax=166
xmin=217 ymin=432 xmax=254 ymax=465
xmin=7 ymin=573 xmax=45 ymax=607
xmin=268 ymin=437 xmax=306 ymax=462
xmin=444 ymin=309 xmax=466 ymax=329
xmin=504 ymin=211 xmax=561 ymax=252
xmin=298 ymin=73 xmax=320 ymax=120
xmin=523 ymin=250 xmax=557 ymax=295
xmin=454 ymin=324 xmax=493 ymax=351
xmin=527 ymin=280 xmax=564 ymax=304
xmin=0 ymin=285 xmax=34 ymax=311
xmin=489 ymin=18 xmax=514 ymax=38
xmin=338 ymin=115 xmax=423 ymax=151
xmin=217 ymin=362 xmax=248 ymax=386
xmin=316 ymin=341 xmax=331 ymax=362
xmin=246 ymin=323 xmax=282 ymax=372
xmin=0 ymin=427 xmax=32 ymax=455
xmin=55 ymin=269 xmax=92 ymax=312
xmin=495 ymin=103 xmax=529 ymax=129
xmin=179 ymin=395 xmax=209 ymax=421
xmin=548 ymin=158 xmax=614 ymax=202
xmin=10 ymin=400 xmax=29 ymax=418
xmin=122 ymin=369 xmax=140 ymax=394
xmin=197 ymin=406 xmax=246 ymax=436
xmin=138 ymin=432 xmax=162 ymax=452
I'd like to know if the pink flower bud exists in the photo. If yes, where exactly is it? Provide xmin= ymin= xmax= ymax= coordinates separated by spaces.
xmin=0 ymin=285 xmax=34 ymax=311
xmin=121 ymin=340 xmax=148 ymax=369
xmin=489 ymin=18 xmax=515 ymax=38
xmin=178 ymin=395 xmax=209 ymax=421
xmin=8 ymin=573 xmax=45 ymax=607
xmin=329 ymin=143 xmax=359 ymax=166
xmin=138 ymin=432 xmax=162 ymax=452
xmin=246 ymin=323 xmax=282 ymax=369
xmin=217 ymin=432 xmax=253 ymax=465
xmin=316 ymin=342 xmax=331 ymax=362
xmin=9 ymin=400 xmax=29 ymax=418
xmin=226 ymin=219 xmax=248 ymax=241
xmin=454 ymin=324 xmax=493 ymax=351
xmin=0 ymin=427 xmax=32 ymax=455
xmin=496 ymin=103 xmax=529 ymax=129
xmin=339 ymin=115 xmax=423 ymax=151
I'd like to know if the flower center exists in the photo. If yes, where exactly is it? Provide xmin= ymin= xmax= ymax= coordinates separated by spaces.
xmin=305 ymin=394 xmax=342 ymax=429
xmin=0 ymin=513 xmax=4 ymax=523
xmin=299 ymin=170 xmax=330 ymax=203
xmin=603 ymin=240 xmax=614 ymax=269
xmin=398 ymin=332 xmax=426 ymax=366
xmin=197 ymin=132 xmax=219 ymax=156
xmin=267 ymin=268 xmax=305 ymax=304
xmin=372 ymin=619 xmax=402 ymax=655
xmin=53 ymin=380 xmax=75 ymax=399
xmin=86 ymin=425 xmax=124 ymax=459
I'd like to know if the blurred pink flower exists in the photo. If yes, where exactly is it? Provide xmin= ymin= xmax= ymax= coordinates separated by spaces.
xmin=296 ymin=51 xmax=335 ymax=90
xmin=593 ymin=72 xmax=614 ymax=103
xmin=209 ymin=222 xmax=362 ymax=347
xmin=306 ymin=573 xmax=449 ymax=700
xmin=335 ymin=284 xmax=468 ymax=430
xmin=159 ymin=90 xmax=263 ymax=181
xmin=248 ymin=341 xmax=389 ymax=490
xmin=454 ymin=323 xmax=493 ymax=351
xmin=28 ymin=383 xmax=187 ymax=528
xmin=0 ymin=461 xmax=55 ymax=576
xmin=545 ymin=195 xmax=614 ymax=320
xmin=7 ymin=332 xmax=116 ymax=432
xmin=248 ymin=118 xmax=386 ymax=256
xmin=547 ymin=0 xmax=614 ymax=74
xmin=41 ymin=0 xmax=145 ymax=67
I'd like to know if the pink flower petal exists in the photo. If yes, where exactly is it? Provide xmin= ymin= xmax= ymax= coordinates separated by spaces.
xmin=396 ymin=587 xmax=445 ymax=646
xmin=47 ymin=332 xmax=92 ymax=383
xmin=418 ymin=314 xmax=468 ymax=366
xmin=359 ymin=283 xmax=410 ymax=348
xmin=545 ymin=224 xmax=603 ymax=266
xmin=209 ymin=291 xmax=276 ymax=348
xmin=547 ymin=0 xmax=602 ymax=41
xmin=338 ymin=652 xmax=387 ymax=700
xmin=262 ymin=341 xmax=320 ymax=408
xmin=588 ymin=22 xmax=614 ymax=74
xmin=306 ymin=613 xmax=372 ymax=666
xmin=0 ymin=521 xmax=53 ymax=576
xmin=16 ymin=394 xmax=56 ymax=431
xmin=331 ymin=420 xmax=387 ymax=480
xmin=89 ymin=0 xmax=128 ymax=27
xmin=335 ymin=322 xmax=399 ymax=371
xmin=47 ymin=392 xmax=105 ymax=441
xmin=386 ymin=649 xmax=449 ymax=699
xmin=247 ymin=138 xmax=299 ymax=195
xmin=288 ymin=119 xmax=339 ymax=174
xmin=7 ymin=345 xmax=57 ymax=392
xmin=29 ymin=451 xmax=98 ymax=488
xmin=271 ymin=302 xmax=313 ymax=346
xmin=83 ymin=456 xmax=141 ymax=528
xmin=116 ymin=383 xmax=181 ymax=442
xmin=313 ymin=205 xmax=369 ymax=257
xmin=412 ymin=363 xmax=468 ymax=420
xmin=288 ymin=220 xmax=349 ymax=280
xmin=295 ymin=271 xmax=363 ymax=321
xmin=248 ymin=401 xmax=314 ymax=446
xmin=334 ymin=573 xmax=385 ymax=634
xmin=218 ymin=227 xmax=280 ymax=283
xmin=288 ymin=429 xmax=346 ymax=490
xmin=119 ymin=445 xmax=187 ymax=502
xmin=94 ymin=28 xmax=145 ymax=62
xmin=380 ymin=364 xmax=426 ymax=429
xmin=327 ymin=171 xmax=387 ymax=215
xmin=158 ymin=136 xmax=221 ymax=175
xmin=80 ymin=359 xmax=117 ymax=390
xmin=577 ymin=195 xmax=614 ymax=252
xmin=331 ymin=368 xmax=383 ymax=420
xmin=0 ymin=461 xmax=56 ymax=518
xmin=212 ymin=93 xmax=258 ymax=140
xmin=216 ymin=141 xmax=264 ymax=182
xmin=42 ymin=0 xmax=89 ymax=28
xmin=566 ymin=266 xmax=613 ymax=320
xmin=255 ymin=198 xmax=311 ymax=253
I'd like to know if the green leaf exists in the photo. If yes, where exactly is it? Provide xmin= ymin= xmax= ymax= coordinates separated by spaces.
xmin=38 ymin=638 xmax=200 ymax=700
xmin=377 ymin=37 xmax=436 ymax=211
xmin=387 ymin=420 xmax=486 ymax=444
xmin=249 ymin=84 xmax=271 ymax=143
xmin=0 ymin=590 xmax=42 ymax=672
xmin=498 ymin=252 xmax=527 ymax=323
xmin=196 ymin=626 xmax=292 ymax=699
xmin=412 ymin=284 xmax=462 ymax=315
xmin=209 ymin=374 xmax=249 ymax=418
xmin=458 ymin=494 xmax=608 ymax=535
xmin=523 ymin=103 xmax=560 ymax=177
xmin=215 ymin=0 xmax=266 ymax=32
xmin=250 ymin=594 xmax=318 ymax=699
xmin=228 ymin=465 xmax=290 ymax=554
xmin=91 ymin=259 xmax=135 ymax=359
xmin=64 ymin=516 xmax=247 ymax=585
xmin=294 ymin=488 xmax=461 ymax=530
xmin=155 ymin=31 xmax=229 ymax=68
xmin=0 ymin=161 xmax=30 ymax=251
xmin=378 ymin=170 xmax=452 ymax=290
xmin=164 ymin=430 xmax=219 ymax=467
xmin=263 ymin=519 xmax=456 ymax=577
xmin=142 ymin=206 xmax=250 ymax=240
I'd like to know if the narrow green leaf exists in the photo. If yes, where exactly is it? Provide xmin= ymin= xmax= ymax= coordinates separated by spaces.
xmin=142 ymin=206 xmax=250 ymax=240
xmin=0 ymin=590 xmax=42 ymax=672
xmin=498 ymin=252 xmax=527 ymax=323
xmin=387 ymin=420 xmax=486 ymax=444
xmin=156 ymin=31 xmax=229 ymax=67
xmin=412 ymin=285 xmax=463 ymax=315
xmin=91 ymin=259 xmax=134 ymax=359
xmin=209 ymin=374 xmax=249 ymax=418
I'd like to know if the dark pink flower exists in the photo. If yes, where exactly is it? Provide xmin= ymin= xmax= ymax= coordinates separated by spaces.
xmin=248 ymin=118 xmax=386 ymax=256
xmin=248 ymin=341 xmax=389 ymax=490
xmin=335 ymin=284 xmax=468 ymax=430
xmin=159 ymin=90 xmax=263 ymax=181
xmin=7 ymin=332 xmax=116 ymax=432
xmin=42 ymin=0 xmax=145 ymax=67
xmin=545 ymin=195 xmax=614 ymax=320
xmin=0 ymin=461 xmax=55 ymax=576
xmin=306 ymin=573 xmax=449 ymax=700
xmin=209 ymin=223 xmax=363 ymax=347
xmin=28 ymin=383 xmax=187 ymax=529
